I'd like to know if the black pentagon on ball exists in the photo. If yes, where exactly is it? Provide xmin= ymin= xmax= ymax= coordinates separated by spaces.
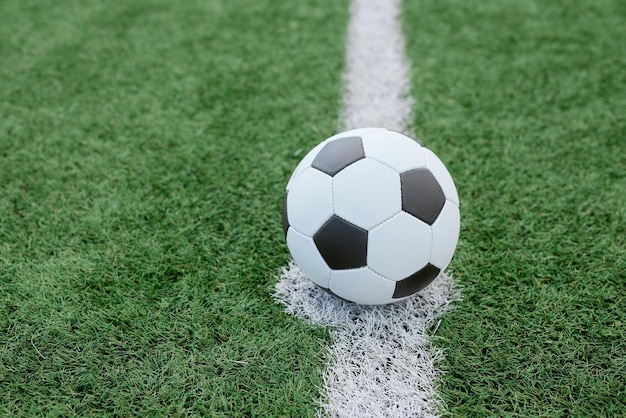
xmin=313 ymin=215 xmax=368 ymax=270
xmin=311 ymin=136 xmax=365 ymax=176
xmin=282 ymin=191 xmax=289 ymax=237
xmin=400 ymin=168 xmax=446 ymax=225
xmin=393 ymin=263 xmax=441 ymax=298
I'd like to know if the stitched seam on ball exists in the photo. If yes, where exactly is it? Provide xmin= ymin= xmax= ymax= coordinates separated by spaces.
xmin=330 ymin=177 xmax=336 ymax=216
xmin=370 ymin=208 xmax=403 ymax=231
xmin=328 ymin=178 xmax=336 ymax=292
xmin=364 ymin=155 xmax=403 ymax=174
xmin=366 ymin=266 xmax=396 ymax=284
xmin=425 ymin=151 xmax=435 ymax=263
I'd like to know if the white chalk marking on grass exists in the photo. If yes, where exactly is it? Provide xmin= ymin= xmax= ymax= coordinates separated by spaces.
xmin=275 ymin=263 xmax=459 ymax=417
xmin=341 ymin=0 xmax=414 ymax=131
xmin=275 ymin=0 xmax=460 ymax=417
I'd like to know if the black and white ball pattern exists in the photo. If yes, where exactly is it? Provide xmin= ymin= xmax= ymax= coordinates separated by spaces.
xmin=282 ymin=128 xmax=460 ymax=305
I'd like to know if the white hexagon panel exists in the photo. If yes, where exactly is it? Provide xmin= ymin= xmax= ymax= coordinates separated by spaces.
xmin=286 ymin=167 xmax=333 ymax=237
xmin=333 ymin=159 xmax=401 ymax=230
xmin=368 ymin=212 xmax=432 ymax=281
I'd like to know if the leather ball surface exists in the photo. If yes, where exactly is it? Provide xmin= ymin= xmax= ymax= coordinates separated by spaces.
xmin=283 ymin=128 xmax=460 ymax=305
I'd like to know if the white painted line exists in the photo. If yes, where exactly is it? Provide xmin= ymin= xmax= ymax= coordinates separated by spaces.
xmin=275 ymin=263 xmax=459 ymax=417
xmin=275 ymin=0 xmax=460 ymax=416
xmin=342 ymin=0 xmax=414 ymax=132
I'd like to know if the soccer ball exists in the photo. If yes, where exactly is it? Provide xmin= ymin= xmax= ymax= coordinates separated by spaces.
xmin=282 ymin=128 xmax=460 ymax=305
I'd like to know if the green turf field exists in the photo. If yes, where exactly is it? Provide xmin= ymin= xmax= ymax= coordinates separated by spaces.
xmin=404 ymin=0 xmax=626 ymax=415
xmin=1 ymin=0 xmax=625 ymax=416
xmin=0 ymin=0 xmax=348 ymax=415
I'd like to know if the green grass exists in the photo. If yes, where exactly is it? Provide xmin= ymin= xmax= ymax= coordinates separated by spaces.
xmin=0 ymin=0 xmax=349 ymax=415
xmin=403 ymin=0 xmax=626 ymax=416
xmin=3 ymin=0 xmax=625 ymax=416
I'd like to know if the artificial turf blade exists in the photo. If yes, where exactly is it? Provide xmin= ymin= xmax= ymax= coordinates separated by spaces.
xmin=0 ymin=0 xmax=349 ymax=415
xmin=403 ymin=0 xmax=626 ymax=415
